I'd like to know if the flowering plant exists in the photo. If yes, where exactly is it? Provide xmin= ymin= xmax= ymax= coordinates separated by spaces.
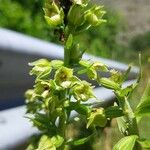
xmin=25 ymin=0 xmax=150 ymax=149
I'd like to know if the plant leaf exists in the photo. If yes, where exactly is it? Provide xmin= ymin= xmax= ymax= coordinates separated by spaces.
xmin=138 ymin=139 xmax=150 ymax=149
xmin=135 ymin=80 xmax=150 ymax=117
xmin=72 ymin=137 xmax=89 ymax=146
xmin=69 ymin=102 xmax=90 ymax=115
xmin=113 ymin=135 xmax=138 ymax=150
xmin=68 ymin=134 xmax=94 ymax=146
xmin=66 ymin=34 xmax=73 ymax=49
xmin=116 ymin=117 xmax=128 ymax=135
xmin=105 ymin=106 xmax=124 ymax=119
xmin=120 ymin=65 xmax=131 ymax=83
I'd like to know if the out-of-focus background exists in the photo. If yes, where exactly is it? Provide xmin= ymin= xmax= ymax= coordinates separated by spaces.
xmin=0 ymin=0 xmax=149 ymax=149
xmin=0 ymin=0 xmax=150 ymax=60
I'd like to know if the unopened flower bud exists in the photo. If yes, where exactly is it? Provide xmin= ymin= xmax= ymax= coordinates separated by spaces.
xmin=85 ymin=6 xmax=106 ymax=26
xmin=99 ymin=77 xmax=120 ymax=90
xmin=67 ymin=4 xmax=85 ymax=26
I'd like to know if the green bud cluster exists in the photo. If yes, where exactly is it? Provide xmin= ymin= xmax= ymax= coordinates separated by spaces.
xmin=43 ymin=0 xmax=106 ymax=33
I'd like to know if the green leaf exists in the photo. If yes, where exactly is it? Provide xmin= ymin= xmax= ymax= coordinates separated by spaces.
xmin=37 ymin=135 xmax=56 ymax=150
xmin=69 ymin=134 xmax=93 ymax=146
xmin=119 ymin=85 xmax=134 ymax=97
xmin=116 ymin=117 xmax=128 ymax=135
xmin=27 ymin=113 xmax=55 ymax=132
xmin=72 ymin=137 xmax=89 ymax=146
xmin=105 ymin=106 xmax=124 ymax=119
xmin=70 ymin=44 xmax=85 ymax=65
xmin=66 ymin=34 xmax=73 ymax=49
xmin=113 ymin=135 xmax=138 ymax=150
xmin=135 ymin=81 xmax=150 ymax=117
xmin=138 ymin=139 xmax=150 ymax=149
xmin=120 ymin=65 xmax=132 ymax=83
xmin=69 ymin=102 xmax=90 ymax=115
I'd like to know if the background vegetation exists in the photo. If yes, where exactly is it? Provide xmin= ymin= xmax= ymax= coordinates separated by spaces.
xmin=0 ymin=0 xmax=126 ymax=59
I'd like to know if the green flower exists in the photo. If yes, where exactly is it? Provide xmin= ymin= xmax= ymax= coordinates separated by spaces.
xmin=92 ymin=62 xmax=108 ymax=72
xmin=29 ymin=59 xmax=51 ymax=80
xmin=25 ymin=89 xmax=36 ymax=102
xmin=34 ymin=80 xmax=51 ymax=99
xmin=43 ymin=1 xmax=64 ymax=27
xmin=78 ymin=60 xmax=108 ymax=80
xmin=51 ymin=60 xmax=64 ymax=69
xmin=85 ymin=5 xmax=106 ymax=26
xmin=87 ymin=108 xmax=107 ymax=128
xmin=37 ymin=135 xmax=56 ymax=150
xmin=54 ymin=67 xmax=73 ymax=88
xmin=110 ymin=69 xmax=122 ymax=83
xmin=72 ymin=81 xmax=95 ymax=101
xmin=87 ymin=62 xmax=108 ymax=80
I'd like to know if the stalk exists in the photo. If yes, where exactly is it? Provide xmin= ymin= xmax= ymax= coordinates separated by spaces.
xmin=59 ymin=110 xmax=67 ymax=149
xmin=59 ymin=32 xmax=71 ymax=149
xmin=64 ymin=47 xmax=70 ymax=67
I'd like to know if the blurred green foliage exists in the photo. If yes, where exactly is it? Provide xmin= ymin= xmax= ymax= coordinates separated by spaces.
xmin=0 ymin=0 xmax=124 ymax=58
xmin=130 ymin=31 xmax=150 ymax=51
xmin=0 ymin=0 xmax=58 ymax=42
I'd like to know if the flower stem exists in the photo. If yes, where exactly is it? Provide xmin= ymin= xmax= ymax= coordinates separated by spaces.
xmin=64 ymin=47 xmax=70 ymax=67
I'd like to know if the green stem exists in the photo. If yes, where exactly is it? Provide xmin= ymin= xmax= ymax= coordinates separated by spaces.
xmin=59 ymin=110 xmax=67 ymax=149
xmin=64 ymin=47 xmax=70 ymax=67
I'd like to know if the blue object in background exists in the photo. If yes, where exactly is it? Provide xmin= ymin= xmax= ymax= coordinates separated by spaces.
xmin=0 ymin=98 xmax=24 ymax=111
